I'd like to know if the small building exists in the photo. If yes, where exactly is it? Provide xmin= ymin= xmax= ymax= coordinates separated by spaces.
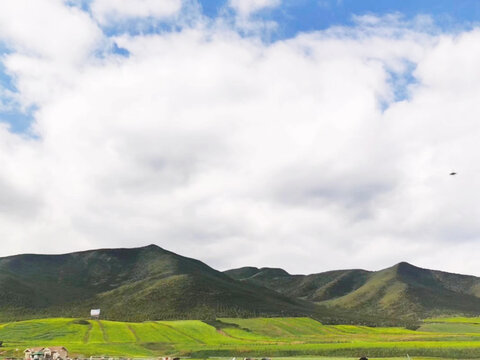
xmin=90 ymin=309 xmax=101 ymax=319
xmin=25 ymin=348 xmax=45 ymax=360
xmin=25 ymin=347 xmax=68 ymax=360
xmin=45 ymin=347 xmax=68 ymax=360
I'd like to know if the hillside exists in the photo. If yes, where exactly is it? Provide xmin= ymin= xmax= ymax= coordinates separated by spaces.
xmin=225 ymin=267 xmax=371 ymax=302
xmin=3 ymin=245 xmax=480 ymax=323
xmin=325 ymin=262 xmax=480 ymax=319
xmin=225 ymin=262 xmax=480 ymax=319
xmin=0 ymin=245 xmax=313 ymax=321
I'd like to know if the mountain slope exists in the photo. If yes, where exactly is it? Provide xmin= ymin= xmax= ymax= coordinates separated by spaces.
xmin=225 ymin=266 xmax=371 ymax=302
xmin=324 ymin=262 xmax=480 ymax=319
xmin=225 ymin=262 xmax=480 ymax=319
xmin=4 ymin=245 xmax=480 ymax=323
xmin=0 ymin=245 xmax=313 ymax=321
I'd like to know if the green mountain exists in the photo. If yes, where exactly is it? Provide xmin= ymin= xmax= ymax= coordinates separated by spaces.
xmin=225 ymin=267 xmax=370 ymax=302
xmin=225 ymin=262 xmax=480 ymax=320
xmin=0 ymin=245 xmax=313 ymax=322
xmin=3 ymin=245 xmax=480 ymax=324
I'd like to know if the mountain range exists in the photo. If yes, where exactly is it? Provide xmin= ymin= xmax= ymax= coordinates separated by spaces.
xmin=1 ymin=244 xmax=480 ymax=324
xmin=226 ymin=262 xmax=480 ymax=321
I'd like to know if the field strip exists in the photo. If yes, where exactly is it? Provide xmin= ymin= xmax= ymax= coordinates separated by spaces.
xmin=127 ymin=324 xmax=140 ymax=342
xmin=215 ymin=327 xmax=279 ymax=344
xmin=98 ymin=320 xmax=109 ymax=342
xmin=84 ymin=321 xmax=93 ymax=344
xmin=216 ymin=328 xmax=236 ymax=339
xmin=153 ymin=322 xmax=205 ymax=344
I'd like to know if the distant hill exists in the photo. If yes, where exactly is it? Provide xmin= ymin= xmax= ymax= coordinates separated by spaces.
xmin=2 ymin=245 xmax=480 ymax=323
xmin=225 ymin=267 xmax=370 ymax=302
xmin=0 ymin=245 xmax=313 ymax=321
xmin=225 ymin=262 xmax=480 ymax=320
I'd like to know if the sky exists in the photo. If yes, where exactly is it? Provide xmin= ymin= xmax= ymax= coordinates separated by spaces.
xmin=2 ymin=0 xmax=480 ymax=276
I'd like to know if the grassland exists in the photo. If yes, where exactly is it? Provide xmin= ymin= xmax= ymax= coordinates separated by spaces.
xmin=2 ymin=317 xmax=480 ymax=358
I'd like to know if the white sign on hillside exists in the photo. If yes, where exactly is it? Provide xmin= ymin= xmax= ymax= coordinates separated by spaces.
xmin=90 ymin=309 xmax=101 ymax=317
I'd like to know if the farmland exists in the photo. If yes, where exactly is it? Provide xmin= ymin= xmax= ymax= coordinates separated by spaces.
xmin=2 ymin=317 xmax=480 ymax=358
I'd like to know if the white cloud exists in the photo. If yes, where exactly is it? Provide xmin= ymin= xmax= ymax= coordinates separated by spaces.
xmin=91 ymin=0 xmax=182 ymax=25
xmin=0 ymin=0 xmax=103 ymax=114
xmin=2 ymin=5 xmax=480 ymax=277
xmin=229 ymin=0 xmax=281 ymax=17
xmin=0 ymin=0 xmax=102 ymax=62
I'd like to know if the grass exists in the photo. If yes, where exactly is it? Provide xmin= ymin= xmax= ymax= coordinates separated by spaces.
xmin=99 ymin=321 xmax=136 ymax=343
xmin=424 ymin=316 xmax=480 ymax=324
xmin=3 ymin=317 xmax=480 ymax=358
xmin=419 ymin=322 xmax=480 ymax=333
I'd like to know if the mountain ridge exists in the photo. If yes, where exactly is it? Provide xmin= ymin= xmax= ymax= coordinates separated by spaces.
xmin=225 ymin=261 xmax=480 ymax=320
xmin=2 ymin=246 xmax=480 ymax=323
xmin=225 ymin=261 xmax=480 ymax=319
xmin=0 ymin=244 xmax=315 ymax=322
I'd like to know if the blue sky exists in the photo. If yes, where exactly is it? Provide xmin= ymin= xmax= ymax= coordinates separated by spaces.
xmin=199 ymin=0 xmax=480 ymax=37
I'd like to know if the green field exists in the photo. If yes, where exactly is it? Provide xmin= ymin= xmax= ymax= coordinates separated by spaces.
xmin=2 ymin=317 xmax=480 ymax=358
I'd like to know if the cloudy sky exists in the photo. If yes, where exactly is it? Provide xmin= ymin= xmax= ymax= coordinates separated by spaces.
xmin=2 ymin=0 xmax=480 ymax=275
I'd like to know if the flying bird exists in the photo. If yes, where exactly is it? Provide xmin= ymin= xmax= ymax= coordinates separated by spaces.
xmin=450 ymin=172 xmax=457 ymax=176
